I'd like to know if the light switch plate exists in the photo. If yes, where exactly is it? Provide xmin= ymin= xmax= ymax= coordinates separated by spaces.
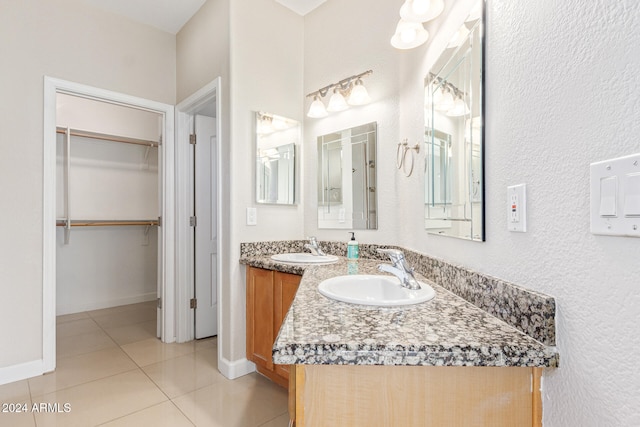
xmin=507 ymin=184 xmax=527 ymax=232
xmin=590 ymin=153 xmax=640 ymax=237
xmin=246 ymin=207 xmax=257 ymax=226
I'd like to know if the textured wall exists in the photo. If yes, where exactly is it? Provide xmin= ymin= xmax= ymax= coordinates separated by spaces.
xmin=305 ymin=0 xmax=640 ymax=425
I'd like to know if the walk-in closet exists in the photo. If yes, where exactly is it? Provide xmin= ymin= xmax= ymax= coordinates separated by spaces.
xmin=55 ymin=93 xmax=162 ymax=325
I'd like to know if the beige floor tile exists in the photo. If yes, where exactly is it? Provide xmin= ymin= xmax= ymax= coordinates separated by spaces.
xmin=121 ymin=338 xmax=197 ymax=367
xmin=104 ymin=320 xmax=158 ymax=346
xmin=142 ymin=347 xmax=224 ymax=398
xmin=0 ymin=379 xmax=31 ymax=402
xmin=56 ymin=312 xmax=90 ymax=324
xmin=194 ymin=336 xmax=217 ymax=351
xmin=258 ymin=413 xmax=291 ymax=427
xmin=172 ymin=373 xmax=288 ymax=427
xmin=0 ymin=411 xmax=36 ymax=427
xmin=57 ymin=329 xmax=117 ymax=359
xmin=91 ymin=308 xmax=156 ymax=330
xmin=98 ymin=401 xmax=194 ymax=427
xmin=33 ymin=370 xmax=167 ymax=427
xmin=29 ymin=347 xmax=137 ymax=397
xmin=0 ymin=380 xmax=35 ymax=427
xmin=56 ymin=318 xmax=102 ymax=339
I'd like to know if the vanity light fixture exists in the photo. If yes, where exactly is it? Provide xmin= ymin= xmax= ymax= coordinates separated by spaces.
xmin=435 ymin=87 xmax=455 ymax=111
xmin=446 ymin=96 xmax=470 ymax=117
xmin=327 ymin=88 xmax=349 ymax=112
xmin=390 ymin=20 xmax=429 ymax=49
xmin=256 ymin=112 xmax=298 ymax=134
xmin=306 ymin=70 xmax=373 ymax=118
xmin=399 ymin=0 xmax=444 ymax=23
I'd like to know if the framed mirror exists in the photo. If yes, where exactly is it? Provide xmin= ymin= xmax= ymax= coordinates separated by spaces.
xmin=255 ymin=112 xmax=299 ymax=205
xmin=317 ymin=122 xmax=377 ymax=229
xmin=424 ymin=2 xmax=484 ymax=241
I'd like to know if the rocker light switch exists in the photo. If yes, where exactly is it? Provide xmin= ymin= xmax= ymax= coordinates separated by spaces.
xmin=598 ymin=176 xmax=618 ymax=217
xmin=623 ymin=173 xmax=640 ymax=217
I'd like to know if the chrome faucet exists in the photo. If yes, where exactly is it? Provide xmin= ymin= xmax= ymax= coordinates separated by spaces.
xmin=304 ymin=236 xmax=326 ymax=256
xmin=377 ymin=248 xmax=421 ymax=290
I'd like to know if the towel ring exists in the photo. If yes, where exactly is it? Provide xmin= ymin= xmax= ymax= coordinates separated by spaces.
xmin=396 ymin=139 xmax=420 ymax=177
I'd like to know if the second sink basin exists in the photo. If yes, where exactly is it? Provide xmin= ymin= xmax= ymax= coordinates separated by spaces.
xmin=318 ymin=275 xmax=436 ymax=306
xmin=271 ymin=253 xmax=339 ymax=264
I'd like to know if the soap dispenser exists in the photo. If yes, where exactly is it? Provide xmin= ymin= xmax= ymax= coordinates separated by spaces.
xmin=347 ymin=232 xmax=359 ymax=260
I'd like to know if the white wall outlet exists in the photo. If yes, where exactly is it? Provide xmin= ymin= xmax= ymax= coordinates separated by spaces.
xmin=508 ymin=184 xmax=527 ymax=232
xmin=246 ymin=207 xmax=257 ymax=226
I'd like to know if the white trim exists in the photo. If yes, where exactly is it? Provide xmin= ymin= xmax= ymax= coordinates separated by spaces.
xmin=0 ymin=360 xmax=47 ymax=387
xmin=174 ymin=79 xmax=222 ymax=366
xmin=56 ymin=293 xmax=157 ymax=316
xmin=218 ymin=357 xmax=255 ymax=380
xmin=41 ymin=77 xmax=176 ymax=383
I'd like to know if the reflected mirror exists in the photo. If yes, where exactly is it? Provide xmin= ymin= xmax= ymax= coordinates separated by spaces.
xmin=317 ymin=122 xmax=377 ymax=229
xmin=255 ymin=112 xmax=299 ymax=204
xmin=424 ymin=2 xmax=484 ymax=241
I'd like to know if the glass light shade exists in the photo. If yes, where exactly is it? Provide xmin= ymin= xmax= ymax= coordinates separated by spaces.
xmin=327 ymin=89 xmax=349 ymax=112
xmin=307 ymin=95 xmax=328 ymax=118
xmin=399 ymin=0 xmax=444 ymax=22
xmin=348 ymin=80 xmax=371 ymax=105
xmin=390 ymin=20 xmax=429 ymax=49
xmin=447 ymin=97 xmax=470 ymax=117
xmin=465 ymin=0 xmax=483 ymax=22
xmin=435 ymin=89 xmax=454 ymax=111
xmin=448 ymin=24 xmax=470 ymax=48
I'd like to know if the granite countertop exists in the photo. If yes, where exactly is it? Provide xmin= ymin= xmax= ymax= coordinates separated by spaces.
xmin=242 ymin=255 xmax=558 ymax=368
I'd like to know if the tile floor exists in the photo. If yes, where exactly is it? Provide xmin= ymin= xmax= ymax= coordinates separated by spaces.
xmin=0 ymin=301 xmax=289 ymax=427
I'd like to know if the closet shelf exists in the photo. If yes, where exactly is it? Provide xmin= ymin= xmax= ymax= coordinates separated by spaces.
xmin=56 ymin=220 xmax=159 ymax=227
xmin=56 ymin=126 xmax=160 ymax=148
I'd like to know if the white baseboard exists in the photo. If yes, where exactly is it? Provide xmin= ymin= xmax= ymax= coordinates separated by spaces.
xmin=0 ymin=359 xmax=46 ymax=386
xmin=218 ymin=356 xmax=255 ymax=380
xmin=57 ymin=293 xmax=157 ymax=316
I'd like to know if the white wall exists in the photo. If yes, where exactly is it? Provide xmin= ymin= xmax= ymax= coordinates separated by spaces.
xmin=176 ymin=0 xmax=304 ymax=367
xmin=0 ymin=0 xmax=175 ymax=376
xmin=305 ymin=0 xmax=640 ymax=426
xmin=229 ymin=0 xmax=304 ymax=362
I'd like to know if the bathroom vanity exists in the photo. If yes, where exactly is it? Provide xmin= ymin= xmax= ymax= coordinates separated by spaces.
xmin=241 ymin=242 xmax=558 ymax=427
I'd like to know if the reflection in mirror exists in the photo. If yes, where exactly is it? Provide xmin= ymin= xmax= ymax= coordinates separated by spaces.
xmin=255 ymin=112 xmax=298 ymax=204
xmin=317 ymin=122 xmax=377 ymax=229
xmin=424 ymin=2 xmax=484 ymax=241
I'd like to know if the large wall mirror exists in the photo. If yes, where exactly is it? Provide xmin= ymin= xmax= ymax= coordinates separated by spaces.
xmin=255 ymin=112 xmax=299 ymax=204
xmin=424 ymin=2 xmax=484 ymax=241
xmin=317 ymin=122 xmax=377 ymax=229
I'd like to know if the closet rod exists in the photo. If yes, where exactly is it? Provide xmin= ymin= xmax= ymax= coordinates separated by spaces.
xmin=55 ymin=220 xmax=159 ymax=227
xmin=55 ymin=127 xmax=160 ymax=148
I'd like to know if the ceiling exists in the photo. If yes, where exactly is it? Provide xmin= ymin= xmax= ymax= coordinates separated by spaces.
xmin=85 ymin=0 xmax=326 ymax=35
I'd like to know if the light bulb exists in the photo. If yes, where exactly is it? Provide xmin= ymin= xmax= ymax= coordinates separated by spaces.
xmin=400 ymin=0 xmax=444 ymax=22
xmin=348 ymin=79 xmax=371 ymax=106
xmin=307 ymin=95 xmax=328 ymax=118
xmin=326 ymin=88 xmax=348 ymax=112
xmin=447 ymin=97 xmax=470 ymax=117
xmin=435 ymin=88 xmax=454 ymax=111
xmin=391 ymin=20 xmax=429 ymax=49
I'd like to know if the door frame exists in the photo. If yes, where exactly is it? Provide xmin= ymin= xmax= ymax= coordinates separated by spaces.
xmin=43 ymin=76 xmax=176 ymax=373
xmin=174 ymin=78 xmax=222 ymax=347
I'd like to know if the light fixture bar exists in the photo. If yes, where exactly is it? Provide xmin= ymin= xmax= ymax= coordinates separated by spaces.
xmin=305 ymin=70 xmax=373 ymax=99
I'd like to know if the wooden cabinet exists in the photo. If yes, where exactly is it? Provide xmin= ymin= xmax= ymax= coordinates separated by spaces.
xmin=246 ymin=266 xmax=301 ymax=388
xmin=294 ymin=365 xmax=543 ymax=427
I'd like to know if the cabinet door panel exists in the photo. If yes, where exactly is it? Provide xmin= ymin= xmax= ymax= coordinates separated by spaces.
xmin=246 ymin=267 xmax=275 ymax=370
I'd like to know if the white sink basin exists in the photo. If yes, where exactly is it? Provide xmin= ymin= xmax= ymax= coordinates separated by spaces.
xmin=271 ymin=253 xmax=339 ymax=264
xmin=317 ymin=275 xmax=436 ymax=306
